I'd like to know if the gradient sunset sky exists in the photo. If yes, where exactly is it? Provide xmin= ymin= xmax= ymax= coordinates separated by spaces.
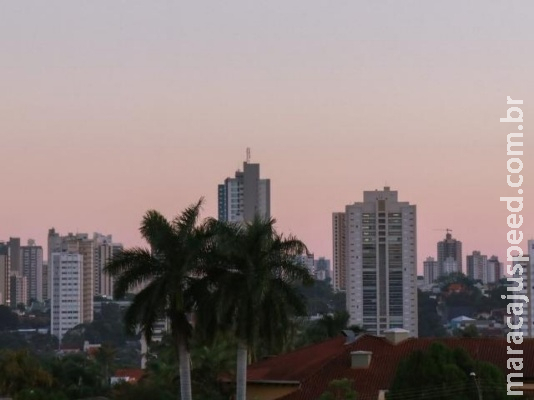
xmin=2 ymin=1 xmax=534 ymax=272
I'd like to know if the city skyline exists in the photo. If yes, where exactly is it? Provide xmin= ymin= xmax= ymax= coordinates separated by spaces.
xmin=2 ymin=2 xmax=534 ymax=274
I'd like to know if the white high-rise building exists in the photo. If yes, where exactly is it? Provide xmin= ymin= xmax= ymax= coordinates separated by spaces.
xmin=442 ymin=257 xmax=459 ymax=275
xmin=48 ymin=229 xmax=94 ymax=323
xmin=93 ymin=233 xmax=123 ymax=298
xmin=423 ymin=256 xmax=439 ymax=285
xmin=466 ymin=251 xmax=488 ymax=283
xmin=342 ymin=187 xmax=417 ymax=336
xmin=50 ymin=253 xmax=83 ymax=341
xmin=218 ymin=160 xmax=271 ymax=223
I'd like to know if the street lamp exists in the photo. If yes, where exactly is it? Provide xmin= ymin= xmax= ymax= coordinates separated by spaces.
xmin=470 ymin=372 xmax=482 ymax=400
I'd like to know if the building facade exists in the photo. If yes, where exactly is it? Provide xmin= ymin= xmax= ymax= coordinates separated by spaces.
xmin=48 ymin=229 xmax=95 ymax=323
xmin=93 ymin=233 xmax=123 ymax=298
xmin=437 ymin=232 xmax=462 ymax=276
xmin=332 ymin=212 xmax=347 ymax=291
xmin=21 ymin=241 xmax=43 ymax=303
xmin=50 ymin=252 xmax=83 ymax=341
xmin=0 ymin=243 xmax=8 ymax=305
xmin=218 ymin=161 xmax=271 ymax=223
xmin=466 ymin=251 xmax=488 ymax=283
xmin=486 ymin=256 xmax=503 ymax=283
xmin=343 ymin=187 xmax=418 ymax=336
xmin=423 ymin=256 xmax=439 ymax=285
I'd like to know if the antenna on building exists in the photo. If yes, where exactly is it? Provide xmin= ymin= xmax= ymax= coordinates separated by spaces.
xmin=246 ymin=147 xmax=251 ymax=163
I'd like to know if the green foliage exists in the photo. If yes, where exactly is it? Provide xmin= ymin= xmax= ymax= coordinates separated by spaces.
xmin=318 ymin=378 xmax=357 ymax=400
xmin=0 ymin=305 xmax=19 ymax=330
xmin=298 ymin=280 xmax=345 ymax=315
xmin=388 ymin=342 xmax=509 ymax=400
xmin=418 ymin=290 xmax=447 ymax=337
xmin=0 ymin=350 xmax=53 ymax=396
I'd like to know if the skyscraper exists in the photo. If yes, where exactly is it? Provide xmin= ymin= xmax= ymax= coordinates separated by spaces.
xmin=423 ymin=256 xmax=439 ymax=285
xmin=0 ymin=243 xmax=8 ymax=305
xmin=486 ymin=256 xmax=503 ymax=283
xmin=466 ymin=251 xmax=488 ymax=283
xmin=93 ymin=233 xmax=123 ymax=298
xmin=342 ymin=187 xmax=417 ymax=336
xmin=332 ymin=212 xmax=347 ymax=291
xmin=48 ymin=229 xmax=94 ymax=323
xmin=21 ymin=240 xmax=43 ymax=303
xmin=7 ymin=237 xmax=21 ymax=275
xmin=50 ymin=252 xmax=83 ymax=341
xmin=437 ymin=232 xmax=462 ymax=276
xmin=315 ymin=257 xmax=331 ymax=281
xmin=218 ymin=160 xmax=270 ymax=223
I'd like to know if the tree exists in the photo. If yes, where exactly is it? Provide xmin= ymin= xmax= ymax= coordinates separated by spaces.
xmin=203 ymin=217 xmax=313 ymax=400
xmin=418 ymin=290 xmax=447 ymax=337
xmin=94 ymin=344 xmax=117 ymax=388
xmin=105 ymin=199 xmax=212 ymax=400
xmin=319 ymin=378 xmax=357 ymax=400
xmin=0 ymin=350 xmax=53 ymax=396
xmin=388 ymin=342 xmax=509 ymax=400
xmin=0 ymin=305 xmax=19 ymax=331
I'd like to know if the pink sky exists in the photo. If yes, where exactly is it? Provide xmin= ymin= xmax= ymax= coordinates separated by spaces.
xmin=2 ymin=2 xmax=534 ymax=273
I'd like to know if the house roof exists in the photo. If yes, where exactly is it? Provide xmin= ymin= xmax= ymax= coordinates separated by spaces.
xmin=113 ymin=369 xmax=145 ymax=382
xmin=451 ymin=315 xmax=475 ymax=322
xmin=247 ymin=334 xmax=534 ymax=400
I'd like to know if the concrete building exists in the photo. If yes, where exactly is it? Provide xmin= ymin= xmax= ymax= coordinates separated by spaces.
xmin=50 ymin=252 xmax=83 ymax=341
xmin=466 ymin=251 xmax=488 ymax=283
xmin=10 ymin=274 xmax=28 ymax=307
xmin=315 ymin=257 xmax=331 ymax=281
xmin=48 ymin=229 xmax=94 ymax=323
xmin=341 ymin=187 xmax=417 ymax=336
xmin=423 ymin=256 xmax=439 ymax=285
xmin=7 ymin=237 xmax=21 ymax=275
xmin=93 ymin=233 xmax=123 ymax=298
xmin=21 ymin=240 xmax=43 ymax=303
xmin=0 ymin=243 xmax=8 ymax=305
xmin=437 ymin=232 xmax=462 ymax=276
xmin=332 ymin=212 xmax=347 ymax=292
xmin=218 ymin=160 xmax=271 ymax=223
xmin=486 ymin=256 xmax=503 ymax=283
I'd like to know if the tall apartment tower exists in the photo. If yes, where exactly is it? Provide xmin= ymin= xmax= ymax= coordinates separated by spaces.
xmin=93 ymin=233 xmax=123 ymax=298
xmin=48 ymin=229 xmax=94 ymax=323
xmin=7 ymin=238 xmax=21 ymax=275
xmin=218 ymin=160 xmax=271 ymax=223
xmin=423 ymin=256 xmax=439 ymax=285
xmin=466 ymin=251 xmax=488 ymax=283
xmin=10 ymin=275 xmax=27 ymax=307
xmin=50 ymin=252 xmax=83 ymax=341
xmin=437 ymin=232 xmax=462 ymax=276
xmin=332 ymin=213 xmax=347 ymax=291
xmin=0 ymin=243 xmax=8 ymax=305
xmin=21 ymin=240 xmax=44 ymax=303
xmin=342 ymin=187 xmax=417 ymax=336
xmin=486 ymin=256 xmax=503 ymax=283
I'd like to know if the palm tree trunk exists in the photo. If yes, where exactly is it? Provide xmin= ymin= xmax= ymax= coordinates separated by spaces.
xmin=178 ymin=337 xmax=193 ymax=400
xmin=236 ymin=340 xmax=248 ymax=400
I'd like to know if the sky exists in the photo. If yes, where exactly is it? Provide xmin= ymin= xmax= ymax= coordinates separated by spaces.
xmin=2 ymin=1 xmax=534 ymax=273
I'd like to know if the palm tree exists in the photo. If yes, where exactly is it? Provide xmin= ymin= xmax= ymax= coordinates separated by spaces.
xmin=204 ymin=216 xmax=313 ymax=400
xmin=105 ymin=199 xmax=211 ymax=400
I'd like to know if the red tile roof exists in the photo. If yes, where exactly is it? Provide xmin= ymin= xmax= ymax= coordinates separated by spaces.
xmin=113 ymin=368 xmax=145 ymax=383
xmin=247 ymin=334 xmax=534 ymax=400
